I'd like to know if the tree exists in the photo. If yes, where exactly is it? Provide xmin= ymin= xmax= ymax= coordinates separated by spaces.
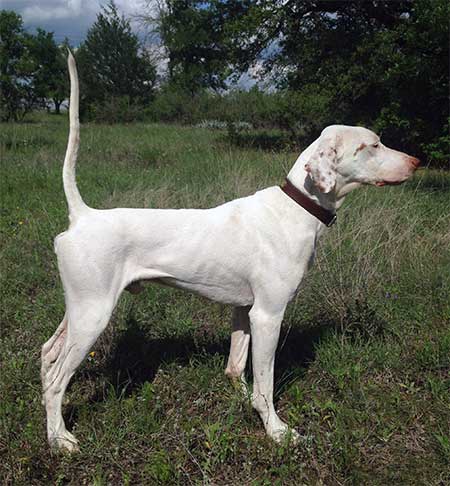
xmin=77 ymin=1 xmax=156 ymax=118
xmin=138 ymin=1 xmax=257 ymax=93
xmin=0 ymin=11 xmax=37 ymax=121
xmin=51 ymin=40 xmax=71 ymax=114
xmin=241 ymin=0 xmax=448 ymax=160
xmin=155 ymin=0 xmax=250 ymax=94
xmin=1 ymin=11 xmax=71 ymax=119
xmin=371 ymin=0 xmax=449 ymax=160
xmin=158 ymin=0 xmax=446 ymax=162
xmin=30 ymin=30 xmax=70 ymax=114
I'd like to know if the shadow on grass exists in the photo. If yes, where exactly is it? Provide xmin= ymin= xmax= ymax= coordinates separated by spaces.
xmin=65 ymin=301 xmax=385 ymax=428
xmin=80 ymin=314 xmax=335 ymax=404
xmin=274 ymin=321 xmax=333 ymax=389
xmin=106 ymin=317 xmax=230 ymax=394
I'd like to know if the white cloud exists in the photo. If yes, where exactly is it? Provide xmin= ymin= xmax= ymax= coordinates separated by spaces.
xmin=22 ymin=2 xmax=84 ymax=23
xmin=2 ymin=0 xmax=155 ymax=44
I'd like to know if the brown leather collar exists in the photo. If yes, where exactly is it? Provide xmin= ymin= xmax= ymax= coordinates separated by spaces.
xmin=280 ymin=178 xmax=337 ymax=227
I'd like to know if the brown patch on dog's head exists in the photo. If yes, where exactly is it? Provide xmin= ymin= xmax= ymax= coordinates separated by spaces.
xmin=353 ymin=142 xmax=367 ymax=155
xmin=354 ymin=143 xmax=367 ymax=156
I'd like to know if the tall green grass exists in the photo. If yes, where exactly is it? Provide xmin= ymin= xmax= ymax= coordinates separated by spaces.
xmin=1 ymin=114 xmax=449 ymax=484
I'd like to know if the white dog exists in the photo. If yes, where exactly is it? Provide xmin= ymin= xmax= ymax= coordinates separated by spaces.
xmin=41 ymin=52 xmax=419 ymax=451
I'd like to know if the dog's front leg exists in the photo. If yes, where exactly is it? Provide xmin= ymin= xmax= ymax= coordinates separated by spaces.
xmin=249 ymin=303 xmax=299 ymax=443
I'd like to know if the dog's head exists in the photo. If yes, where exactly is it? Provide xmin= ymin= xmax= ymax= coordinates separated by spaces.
xmin=304 ymin=125 xmax=420 ymax=195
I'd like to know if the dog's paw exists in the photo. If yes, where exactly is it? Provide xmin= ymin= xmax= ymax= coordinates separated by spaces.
xmin=49 ymin=431 xmax=80 ymax=453
xmin=265 ymin=418 xmax=301 ymax=445
xmin=270 ymin=426 xmax=301 ymax=445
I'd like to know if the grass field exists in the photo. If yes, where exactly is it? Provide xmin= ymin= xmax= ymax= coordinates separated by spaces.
xmin=1 ymin=114 xmax=449 ymax=485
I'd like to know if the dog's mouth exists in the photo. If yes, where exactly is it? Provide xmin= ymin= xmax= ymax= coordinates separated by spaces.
xmin=375 ymin=180 xmax=405 ymax=187
xmin=375 ymin=172 xmax=414 ymax=187
xmin=375 ymin=160 xmax=419 ymax=187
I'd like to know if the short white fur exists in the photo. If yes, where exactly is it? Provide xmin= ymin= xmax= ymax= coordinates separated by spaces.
xmin=41 ymin=52 xmax=419 ymax=451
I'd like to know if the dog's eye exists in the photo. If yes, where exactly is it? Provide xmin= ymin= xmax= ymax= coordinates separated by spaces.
xmin=373 ymin=143 xmax=379 ymax=148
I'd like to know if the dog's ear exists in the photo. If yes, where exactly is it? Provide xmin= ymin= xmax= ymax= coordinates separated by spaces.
xmin=304 ymin=133 xmax=339 ymax=193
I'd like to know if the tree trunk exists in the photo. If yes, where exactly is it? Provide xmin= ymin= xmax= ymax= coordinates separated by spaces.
xmin=54 ymin=100 xmax=61 ymax=115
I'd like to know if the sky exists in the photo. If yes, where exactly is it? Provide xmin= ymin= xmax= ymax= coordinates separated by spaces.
xmin=1 ymin=0 xmax=150 ymax=45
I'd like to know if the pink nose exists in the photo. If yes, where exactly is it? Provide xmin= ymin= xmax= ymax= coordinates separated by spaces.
xmin=409 ymin=157 xmax=420 ymax=169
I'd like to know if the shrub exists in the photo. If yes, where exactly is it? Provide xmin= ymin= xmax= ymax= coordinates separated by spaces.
xmin=146 ymin=87 xmax=193 ymax=123
xmin=372 ymin=102 xmax=419 ymax=156
xmin=145 ymin=86 xmax=229 ymax=125
xmin=89 ymin=96 xmax=145 ymax=123
xmin=422 ymin=118 xmax=450 ymax=169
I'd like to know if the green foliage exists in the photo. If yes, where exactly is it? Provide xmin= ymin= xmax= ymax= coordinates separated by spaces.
xmin=147 ymin=84 xmax=333 ymax=149
xmin=30 ymin=30 xmax=70 ymax=114
xmin=77 ymin=1 xmax=156 ymax=121
xmin=158 ymin=0 xmax=249 ymax=93
xmin=251 ymin=0 xmax=448 ymax=164
xmin=0 ymin=11 xmax=37 ymax=121
xmin=145 ymin=0 xmax=448 ymax=167
xmin=146 ymin=85 xmax=199 ymax=123
xmin=422 ymin=119 xmax=450 ymax=169
xmin=0 ymin=11 xmax=70 ymax=120
xmin=90 ymin=95 xmax=146 ymax=124
xmin=265 ymin=87 xmax=334 ymax=141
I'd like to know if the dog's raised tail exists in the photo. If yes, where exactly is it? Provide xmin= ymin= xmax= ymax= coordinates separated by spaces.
xmin=63 ymin=49 xmax=88 ymax=222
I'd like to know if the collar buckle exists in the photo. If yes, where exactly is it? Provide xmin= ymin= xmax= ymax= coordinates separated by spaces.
xmin=327 ymin=214 xmax=337 ymax=227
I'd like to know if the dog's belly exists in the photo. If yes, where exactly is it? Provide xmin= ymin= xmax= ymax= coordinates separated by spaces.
xmin=126 ymin=275 xmax=253 ymax=306
xmin=157 ymin=276 xmax=254 ymax=306
xmin=125 ymin=278 xmax=253 ymax=306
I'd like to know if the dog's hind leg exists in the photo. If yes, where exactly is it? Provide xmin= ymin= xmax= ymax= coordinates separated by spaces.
xmin=225 ymin=306 xmax=251 ymax=392
xmin=41 ymin=313 xmax=68 ymax=405
xmin=42 ymin=298 xmax=114 ymax=452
